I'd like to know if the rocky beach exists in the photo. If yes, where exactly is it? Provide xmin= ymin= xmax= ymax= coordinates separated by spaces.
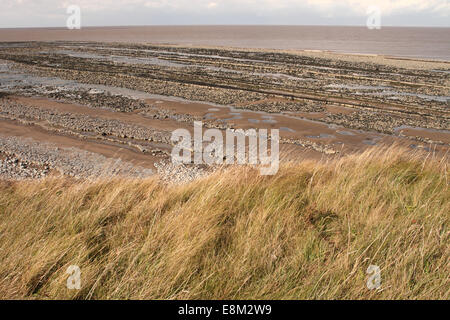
xmin=0 ymin=41 xmax=448 ymax=181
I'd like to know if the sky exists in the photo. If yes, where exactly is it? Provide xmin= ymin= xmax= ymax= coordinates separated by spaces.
xmin=1 ymin=0 xmax=449 ymax=28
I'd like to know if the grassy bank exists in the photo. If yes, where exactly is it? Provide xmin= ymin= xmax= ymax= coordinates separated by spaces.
xmin=0 ymin=147 xmax=448 ymax=299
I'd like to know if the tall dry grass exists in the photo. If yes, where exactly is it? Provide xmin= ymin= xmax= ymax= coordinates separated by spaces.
xmin=0 ymin=146 xmax=448 ymax=299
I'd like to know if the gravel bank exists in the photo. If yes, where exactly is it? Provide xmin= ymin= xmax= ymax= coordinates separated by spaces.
xmin=0 ymin=135 xmax=154 ymax=179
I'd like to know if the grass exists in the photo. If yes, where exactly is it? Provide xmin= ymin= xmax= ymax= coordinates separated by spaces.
xmin=0 ymin=146 xmax=448 ymax=299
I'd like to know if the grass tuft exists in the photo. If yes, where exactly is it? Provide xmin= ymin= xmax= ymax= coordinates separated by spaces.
xmin=0 ymin=146 xmax=448 ymax=299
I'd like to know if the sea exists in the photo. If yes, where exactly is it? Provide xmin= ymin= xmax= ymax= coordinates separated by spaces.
xmin=0 ymin=25 xmax=449 ymax=60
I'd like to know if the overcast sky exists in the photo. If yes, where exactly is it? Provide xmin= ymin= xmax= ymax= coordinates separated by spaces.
xmin=1 ymin=0 xmax=449 ymax=28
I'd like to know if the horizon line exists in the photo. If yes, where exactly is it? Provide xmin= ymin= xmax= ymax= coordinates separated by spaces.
xmin=2 ymin=24 xmax=450 ymax=30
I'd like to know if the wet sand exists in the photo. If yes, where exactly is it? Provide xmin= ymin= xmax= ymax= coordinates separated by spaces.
xmin=0 ymin=119 xmax=158 ymax=169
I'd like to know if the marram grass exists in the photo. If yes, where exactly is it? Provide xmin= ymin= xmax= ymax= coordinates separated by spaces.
xmin=0 ymin=146 xmax=448 ymax=299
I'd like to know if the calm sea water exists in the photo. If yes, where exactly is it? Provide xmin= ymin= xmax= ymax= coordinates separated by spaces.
xmin=1 ymin=26 xmax=449 ymax=60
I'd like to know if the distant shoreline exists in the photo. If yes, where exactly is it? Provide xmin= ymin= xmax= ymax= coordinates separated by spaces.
xmin=1 ymin=25 xmax=449 ymax=61
xmin=2 ymin=24 xmax=450 ymax=29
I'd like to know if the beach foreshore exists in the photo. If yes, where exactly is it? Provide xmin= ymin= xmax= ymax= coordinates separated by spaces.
xmin=0 ymin=41 xmax=448 ymax=181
